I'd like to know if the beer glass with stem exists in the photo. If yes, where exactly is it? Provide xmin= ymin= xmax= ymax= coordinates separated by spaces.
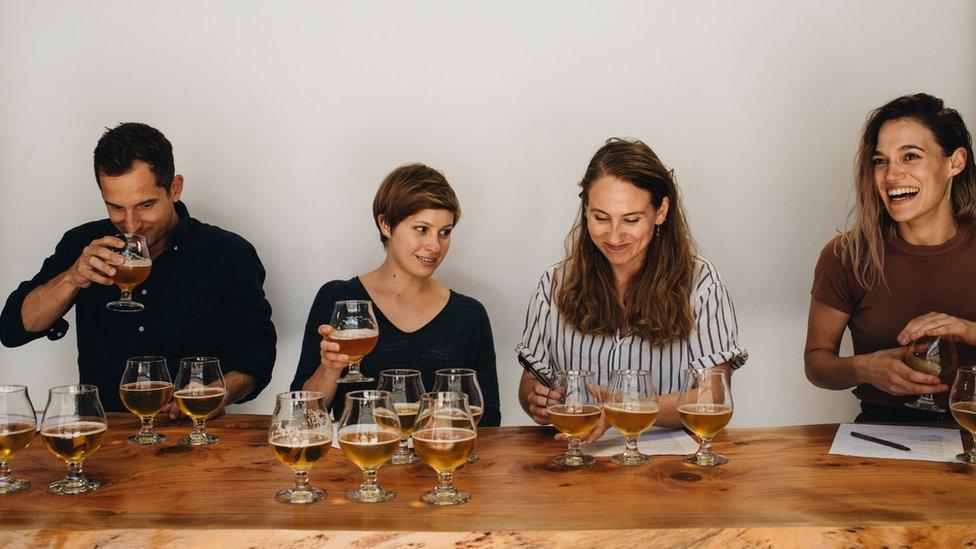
xmin=678 ymin=367 xmax=734 ymax=466
xmin=173 ymin=357 xmax=226 ymax=446
xmin=106 ymin=233 xmax=152 ymax=312
xmin=119 ymin=356 xmax=173 ymax=445
xmin=330 ymin=300 xmax=379 ymax=384
xmin=0 ymin=385 xmax=36 ymax=494
xmin=546 ymin=370 xmax=602 ymax=467
xmin=376 ymin=369 xmax=425 ymax=465
xmin=268 ymin=391 xmax=333 ymax=503
xmin=413 ymin=391 xmax=477 ymax=505
xmin=337 ymin=390 xmax=401 ymax=503
xmin=950 ymin=368 xmax=976 ymax=464
xmin=604 ymin=369 xmax=660 ymax=466
xmin=433 ymin=368 xmax=485 ymax=464
xmin=40 ymin=385 xmax=108 ymax=494
xmin=906 ymin=335 xmax=957 ymax=413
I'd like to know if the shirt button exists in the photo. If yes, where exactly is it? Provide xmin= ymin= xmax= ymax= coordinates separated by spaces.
xmin=173 ymin=246 xmax=179 ymax=251
xmin=141 ymin=289 xmax=148 ymax=295
xmin=138 ymin=326 xmax=145 ymax=333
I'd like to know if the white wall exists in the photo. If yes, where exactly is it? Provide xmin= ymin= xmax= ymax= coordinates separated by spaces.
xmin=1 ymin=0 xmax=974 ymax=427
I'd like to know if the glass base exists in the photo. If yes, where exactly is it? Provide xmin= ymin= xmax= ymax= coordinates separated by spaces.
xmin=335 ymin=372 xmax=374 ymax=384
xmin=347 ymin=486 xmax=395 ymax=503
xmin=611 ymin=452 xmax=651 ymax=466
xmin=106 ymin=299 xmax=145 ymax=312
xmin=420 ymin=487 xmax=470 ymax=506
xmin=276 ymin=486 xmax=325 ymax=504
xmin=683 ymin=452 xmax=728 ymax=467
xmin=388 ymin=448 xmax=420 ymax=465
xmin=553 ymin=453 xmax=596 ymax=467
xmin=957 ymin=452 xmax=976 ymax=464
xmin=465 ymin=452 xmax=479 ymax=464
xmin=179 ymin=431 xmax=220 ymax=446
xmin=905 ymin=398 xmax=946 ymax=413
xmin=0 ymin=477 xmax=30 ymax=494
xmin=127 ymin=432 xmax=167 ymax=445
xmin=48 ymin=476 xmax=103 ymax=495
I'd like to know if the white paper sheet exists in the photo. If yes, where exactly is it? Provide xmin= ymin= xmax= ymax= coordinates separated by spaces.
xmin=828 ymin=423 xmax=964 ymax=462
xmin=584 ymin=427 xmax=700 ymax=457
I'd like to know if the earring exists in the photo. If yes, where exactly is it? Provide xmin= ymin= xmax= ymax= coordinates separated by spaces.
xmin=655 ymin=224 xmax=661 ymax=237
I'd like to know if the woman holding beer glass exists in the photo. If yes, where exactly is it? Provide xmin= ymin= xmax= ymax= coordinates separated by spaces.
xmin=805 ymin=93 xmax=976 ymax=422
xmin=290 ymin=164 xmax=500 ymax=426
xmin=517 ymin=138 xmax=747 ymax=443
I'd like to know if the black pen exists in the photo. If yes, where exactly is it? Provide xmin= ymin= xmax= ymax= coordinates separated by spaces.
xmin=517 ymin=355 xmax=552 ymax=389
xmin=850 ymin=431 xmax=911 ymax=452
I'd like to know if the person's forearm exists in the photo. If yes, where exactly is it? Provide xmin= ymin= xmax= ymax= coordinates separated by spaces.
xmin=655 ymin=393 xmax=683 ymax=429
xmin=517 ymin=372 xmax=535 ymax=417
xmin=302 ymin=366 xmax=341 ymax=407
xmin=222 ymin=371 xmax=257 ymax=406
xmin=805 ymin=349 xmax=863 ymax=390
xmin=21 ymin=271 xmax=80 ymax=332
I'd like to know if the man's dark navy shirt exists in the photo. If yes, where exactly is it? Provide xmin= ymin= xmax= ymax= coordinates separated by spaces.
xmin=0 ymin=202 xmax=277 ymax=412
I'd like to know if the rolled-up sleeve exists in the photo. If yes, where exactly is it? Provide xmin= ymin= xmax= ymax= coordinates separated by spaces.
xmin=1 ymin=230 xmax=80 ymax=348
xmin=217 ymin=241 xmax=276 ymax=402
xmin=515 ymin=268 xmax=558 ymax=379
xmin=687 ymin=259 xmax=748 ymax=371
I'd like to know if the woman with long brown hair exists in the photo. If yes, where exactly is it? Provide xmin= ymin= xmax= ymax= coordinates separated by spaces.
xmin=805 ymin=93 xmax=976 ymax=422
xmin=517 ymin=138 xmax=747 ymax=437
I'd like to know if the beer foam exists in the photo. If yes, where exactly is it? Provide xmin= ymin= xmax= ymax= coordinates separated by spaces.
xmin=412 ymin=428 xmax=477 ymax=443
xmin=269 ymin=433 xmax=332 ymax=447
xmin=41 ymin=421 xmax=107 ymax=437
xmin=330 ymin=328 xmax=378 ymax=339
xmin=603 ymin=402 xmax=660 ymax=413
xmin=122 ymin=258 xmax=152 ymax=267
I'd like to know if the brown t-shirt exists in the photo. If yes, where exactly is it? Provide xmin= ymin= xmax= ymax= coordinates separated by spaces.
xmin=811 ymin=222 xmax=976 ymax=408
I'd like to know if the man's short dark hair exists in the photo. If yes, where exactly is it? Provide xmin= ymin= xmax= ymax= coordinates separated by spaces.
xmin=93 ymin=122 xmax=175 ymax=192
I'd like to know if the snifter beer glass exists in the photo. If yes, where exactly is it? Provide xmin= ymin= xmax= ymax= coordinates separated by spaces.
xmin=0 ymin=385 xmax=36 ymax=494
xmin=950 ymin=368 xmax=976 ymax=464
xmin=330 ymin=300 xmax=379 ymax=384
xmin=337 ymin=390 xmax=401 ymax=503
xmin=268 ymin=391 xmax=332 ymax=504
xmin=106 ymin=233 xmax=151 ymax=312
xmin=40 ymin=385 xmax=108 ymax=495
xmin=119 ymin=356 xmax=173 ymax=445
xmin=906 ymin=335 xmax=956 ymax=413
xmin=174 ymin=357 xmax=226 ymax=446
xmin=678 ymin=367 xmax=734 ymax=466
xmin=377 ymin=369 xmax=425 ymax=465
xmin=605 ymin=370 xmax=660 ymax=466
xmin=413 ymin=391 xmax=477 ymax=506
xmin=546 ymin=370 xmax=602 ymax=467
xmin=433 ymin=368 xmax=485 ymax=464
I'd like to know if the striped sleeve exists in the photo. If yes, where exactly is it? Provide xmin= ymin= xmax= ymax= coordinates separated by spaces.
xmin=686 ymin=258 xmax=748 ymax=370
xmin=515 ymin=268 xmax=557 ymax=378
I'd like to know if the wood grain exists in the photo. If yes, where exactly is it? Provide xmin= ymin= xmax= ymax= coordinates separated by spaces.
xmin=1 ymin=414 xmax=974 ymax=547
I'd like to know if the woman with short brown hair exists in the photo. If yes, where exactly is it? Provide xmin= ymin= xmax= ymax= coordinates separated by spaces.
xmin=291 ymin=164 xmax=500 ymax=426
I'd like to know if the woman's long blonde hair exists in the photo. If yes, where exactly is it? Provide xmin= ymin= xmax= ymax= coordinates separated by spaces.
xmin=555 ymin=138 xmax=696 ymax=345
xmin=840 ymin=93 xmax=976 ymax=289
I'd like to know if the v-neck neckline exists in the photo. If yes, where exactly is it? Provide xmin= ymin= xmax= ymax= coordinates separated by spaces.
xmin=353 ymin=276 xmax=454 ymax=335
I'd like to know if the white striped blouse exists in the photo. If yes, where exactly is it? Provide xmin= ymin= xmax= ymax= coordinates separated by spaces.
xmin=516 ymin=256 xmax=747 ymax=393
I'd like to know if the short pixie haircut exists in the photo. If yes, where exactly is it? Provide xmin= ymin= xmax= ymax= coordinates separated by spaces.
xmin=372 ymin=163 xmax=461 ymax=247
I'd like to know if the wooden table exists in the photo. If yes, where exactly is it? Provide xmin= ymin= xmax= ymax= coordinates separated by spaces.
xmin=1 ymin=413 xmax=975 ymax=547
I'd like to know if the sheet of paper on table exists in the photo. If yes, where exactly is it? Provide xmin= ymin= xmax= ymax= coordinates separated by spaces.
xmin=584 ymin=427 xmax=699 ymax=457
xmin=828 ymin=423 xmax=963 ymax=462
